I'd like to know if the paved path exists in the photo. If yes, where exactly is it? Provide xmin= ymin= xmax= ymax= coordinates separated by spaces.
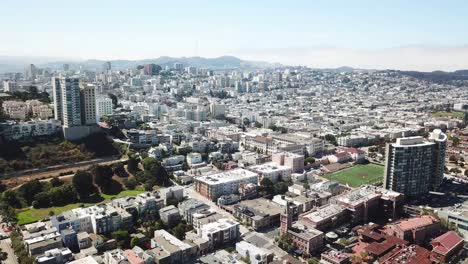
xmin=0 ymin=238 xmax=18 ymax=264
xmin=3 ymin=157 xmax=126 ymax=188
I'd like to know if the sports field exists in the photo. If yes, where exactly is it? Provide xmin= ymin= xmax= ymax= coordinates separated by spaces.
xmin=431 ymin=111 xmax=464 ymax=119
xmin=324 ymin=163 xmax=384 ymax=187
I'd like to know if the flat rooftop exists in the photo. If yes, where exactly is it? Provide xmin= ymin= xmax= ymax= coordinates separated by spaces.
xmin=195 ymin=168 xmax=258 ymax=185
xmin=249 ymin=162 xmax=291 ymax=173
xmin=302 ymin=204 xmax=344 ymax=223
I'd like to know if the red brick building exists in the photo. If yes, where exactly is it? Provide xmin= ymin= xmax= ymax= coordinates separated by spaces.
xmin=430 ymin=231 xmax=464 ymax=263
xmin=383 ymin=215 xmax=441 ymax=245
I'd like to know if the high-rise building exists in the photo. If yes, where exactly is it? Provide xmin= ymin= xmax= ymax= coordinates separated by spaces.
xmin=383 ymin=130 xmax=447 ymax=197
xmin=96 ymin=97 xmax=113 ymax=122
xmin=80 ymin=84 xmax=97 ymax=125
xmin=102 ymin=61 xmax=111 ymax=72
xmin=174 ymin=63 xmax=184 ymax=71
xmin=26 ymin=64 xmax=37 ymax=81
xmin=143 ymin=64 xmax=161 ymax=76
xmin=52 ymin=77 xmax=63 ymax=122
xmin=52 ymin=77 xmax=82 ymax=127
xmin=428 ymin=129 xmax=448 ymax=190
xmin=2 ymin=80 xmax=17 ymax=93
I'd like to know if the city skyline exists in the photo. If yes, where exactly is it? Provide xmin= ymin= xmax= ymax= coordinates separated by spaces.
xmin=2 ymin=0 xmax=468 ymax=71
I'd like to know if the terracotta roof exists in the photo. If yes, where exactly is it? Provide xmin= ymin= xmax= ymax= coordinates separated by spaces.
xmin=431 ymin=231 xmax=464 ymax=255
xmin=334 ymin=152 xmax=351 ymax=158
xmin=343 ymin=147 xmax=364 ymax=154
xmin=391 ymin=215 xmax=439 ymax=231
xmin=380 ymin=245 xmax=431 ymax=264
xmin=254 ymin=136 xmax=272 ymax=144
xmin=365 ymin=235 xmax=409 ymax=256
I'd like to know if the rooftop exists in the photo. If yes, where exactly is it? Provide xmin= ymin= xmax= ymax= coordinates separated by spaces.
xmin=431 ymin=231 xmax=464 ymax=255
xmin=302 ymin=204 xmax=344 ymax=223
xmin=195 ymin=168 xmax=258 ymax=185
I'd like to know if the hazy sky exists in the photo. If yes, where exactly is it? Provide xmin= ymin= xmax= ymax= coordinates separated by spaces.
xmin=2 ymin=0 xmax=468 ymax=70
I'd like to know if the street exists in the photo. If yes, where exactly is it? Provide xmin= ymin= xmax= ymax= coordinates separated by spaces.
xmin=0 ymin=238 xmax=18 ymax=264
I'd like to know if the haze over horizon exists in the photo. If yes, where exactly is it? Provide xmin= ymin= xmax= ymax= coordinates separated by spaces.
xmin=2 ymin=0 xmax=468 ymax=71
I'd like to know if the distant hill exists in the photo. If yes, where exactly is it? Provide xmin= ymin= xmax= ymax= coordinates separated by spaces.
xmin=399 ymin=70 xmax=468 ymax=82
xmin=0 ymin=55 xmax=281 ymax=72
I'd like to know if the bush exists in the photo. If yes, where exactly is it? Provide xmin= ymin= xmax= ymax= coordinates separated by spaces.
xmin=124 ymin=178 xmax=137 ymax=190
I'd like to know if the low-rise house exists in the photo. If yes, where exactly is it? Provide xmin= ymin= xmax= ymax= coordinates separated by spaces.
xmin=36 ymin=248 xmax=73 ymax=264
xmin=178 ymin=199 xmax=210 ymax=226
xmin=232 ymin=198 xmax=283 ymax=231
xmin=161 ymin=186 xmax=184 ymax=204
xmin=236 ymin=241 xmax=273 ymax=264
xmin=249 ymin=162 xmax=292 ymax=183
xmin=186 ymin=152 xmax=203 ymax=167
xmin=77 ymin=232 xmax=92 ymax=250
xmin=103 ymin=249 xmax=128 ymax=264
xmin=150 ymin=230 xmax=197 ymax=264
xmin=199 ymin=218 xmax=240 ymax=249
xmin=159 ymin=205 xmax=181 ymax=227
xmin=430 ymin=231 xmax=464 ymax=263
xmin=321 ymin=250 xmax=350 ymax=264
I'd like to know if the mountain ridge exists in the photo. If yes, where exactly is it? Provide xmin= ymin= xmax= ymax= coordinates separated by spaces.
xmin=0 ymin=55 xmax=282 ymax=72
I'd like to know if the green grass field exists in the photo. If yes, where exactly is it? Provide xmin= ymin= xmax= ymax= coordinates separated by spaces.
xmin=17 ymin=189 xmax=145 ymax=225
xmin=324 ymin=164 xmax=384 ymax=187
xmin=431 ymin=111 xmax=465 ymax=119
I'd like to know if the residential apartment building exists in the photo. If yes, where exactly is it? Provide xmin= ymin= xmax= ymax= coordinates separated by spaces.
xmin=1 ymin=119 xmax=61 ymax=140
xmin=249 ymin=162 xmax=292 ymax=183
xmin=199 ymin=218 xmax=240 ymax=249
xmin=384 ymin=130 xmax=447 ymax=196
xmin=151 ymin=230 xmax=197 ymax=264
xmin=80 ymin=84 xmax=97 ymax=125
xmin=194 ymin=168 xmax=258 ymax=201
xmin=96 ymin=96 xmax=113 ymax=122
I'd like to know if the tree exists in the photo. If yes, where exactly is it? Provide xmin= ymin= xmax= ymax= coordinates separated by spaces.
xmin=142 ymin=157 xmax=170 ymax=186
xmin=325 ymin=134 xmax=337 ymax=145
xmin=303 ymin=181 xmax=310 ymax=190
xmin=50 ymin=177 xmax=63 ymax=187
xmin=93 ymin=165 xmax=114 ymax=189
xmin=127 ymin=157 xmax=139 ymax=173
xmin=18 ymin=179 xmax=44 ymax=205
xmin=124 ymin=178 xmax=137 ymax=190
xmin=172 ymin=223 xmax=188 ymax=240
xmin=130 ymin=237 xmax=139 ymax=249
xmin=243 ymin=118 xmax=251 ymax=127
xmin=49 ymin=184 xmax=78 ymax=206
xmin=0 ymin=181 xmax=6 ymax=193
xmin=111 ymin=230 xmax=130 ymax=248
xmin=305 ymin=157 xmax=316 ymax=165
xmin=33 ymin=192 xmax=51 ymax=208
xmin=108 ymin=93 xmax=118 ymax=108
xmin=276 ymin=234 xmax=295 ymax=253
xmin=260 ymin=178 xmax=274 ymax=196
xmin=72 ymin=171 xmax=96 ymax=199
xmin=2 ymin=190 xmax=23 ymax=209
xmin=274 ymin=182 xmax=289 ymax=195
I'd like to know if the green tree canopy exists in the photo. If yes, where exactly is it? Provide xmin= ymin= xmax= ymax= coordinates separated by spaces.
xmin=72 ymin=171 xmax=96 ymax=199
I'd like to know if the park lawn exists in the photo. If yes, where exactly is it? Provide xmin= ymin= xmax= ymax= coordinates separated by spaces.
xmin=431 ymin=111 xmax=464 ymax=119
xmin=324 ymin=163 xmax=384 ymax=188
xmin=17 ymin=189 xmax=145 ymax=225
